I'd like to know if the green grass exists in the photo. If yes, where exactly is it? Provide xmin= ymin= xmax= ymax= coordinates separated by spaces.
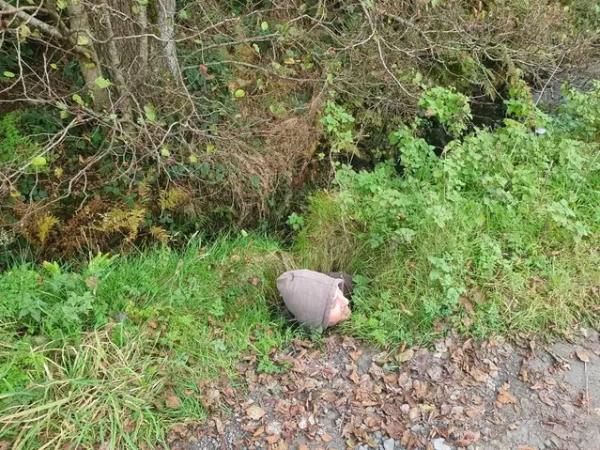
xmin=1 ymin=83 xmax=600 ymax=449
xmin=0 ymin=236 xmax=294 ymax=449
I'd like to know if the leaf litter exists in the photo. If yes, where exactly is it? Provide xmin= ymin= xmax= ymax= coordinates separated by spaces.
xmin=168 ymin=330 xmax=600 ymax=450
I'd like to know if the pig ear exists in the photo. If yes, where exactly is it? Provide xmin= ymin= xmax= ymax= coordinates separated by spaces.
xmin=339 ymin=275 xmax=353 ymax=297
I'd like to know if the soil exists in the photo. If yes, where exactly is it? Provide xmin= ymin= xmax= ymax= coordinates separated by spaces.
xmin=168 ymin=328 xmax=600 ymax=450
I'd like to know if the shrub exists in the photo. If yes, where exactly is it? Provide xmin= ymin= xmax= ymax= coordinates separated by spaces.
xmin=301 ymin=83 xmax=600 ymax=343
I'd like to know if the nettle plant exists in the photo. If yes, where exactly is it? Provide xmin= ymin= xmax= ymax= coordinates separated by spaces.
xmin=329 ymin=83 xmax=599 ymax=337
xmin=319 ymin=100 xmax=357 ymax=155
xmin=418 ymin=86 xmax=473 ymax=136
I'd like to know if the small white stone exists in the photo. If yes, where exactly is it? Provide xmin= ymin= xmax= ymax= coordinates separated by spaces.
xmin=432 ymin=437 xmax=452 ymax=450
xmin=383 ymin=438 xmax=395 ymax=450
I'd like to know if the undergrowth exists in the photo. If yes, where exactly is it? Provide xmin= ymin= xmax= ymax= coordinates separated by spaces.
xmin=296 ymin=82 xmax=600 ymax=345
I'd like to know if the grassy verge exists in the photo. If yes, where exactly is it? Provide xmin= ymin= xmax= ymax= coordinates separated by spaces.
xmin=0 ymin=237 xmax=293 ymax=449
xmin=1 ymin=83 xmax=599 ymax=449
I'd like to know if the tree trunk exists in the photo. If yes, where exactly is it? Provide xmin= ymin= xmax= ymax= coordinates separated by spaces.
xmin=66 ymin=0 xmax=110 ymax=109
xmin=74 ymin=0 xmax=183 ymax=109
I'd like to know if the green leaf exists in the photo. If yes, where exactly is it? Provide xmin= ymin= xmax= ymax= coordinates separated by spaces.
xmin=60 ymin=110 xmax=70 ymax=119
xmin=160 ymin=146 xmax=171 ymax=157
xmin=144 ymin=104 xmax=157 ymax=122
xmin=3 ymin=71 xmax=15 ymax=78
xmin=234 ymin=89 xmax=246 ymax=99
xmin=77 ymin=35 xmax=90 ymax=46
xmin=178 ymin=9 xmax=189 ymax=20
xmin=72 ymin=94 xmax=85 ymax=106
xmin=56 ymin=0 xmax=68 ymax=9
xmin=31 ymin=156 xmax=47 ymax=168
xmin=260 ymin=21 xmax=269 ymax=31
xmin=94 ymin=77 xmax=112 ymax=89
xmin=18 ymin=24 xmax=31 ymax=39
xmin=50 ymin=63 xmax=58 ymax=70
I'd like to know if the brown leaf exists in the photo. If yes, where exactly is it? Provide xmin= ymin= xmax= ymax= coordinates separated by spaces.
xmin=397 ymin=348 xmax=414 ymax=363
xmin=576 ymin=350 xmax=590 ymax=363
xmin=384 ymin=420 xmax=405 ymax=438
xmin=455 ymin=430 xmax=480 ymax=446
xmin=470 ymin=367 xmax=489 ymax=383
xmin=297 ymin=445 xmax=309 ymax=450
xmin=275 ymin=442 xmax=288 ymax=450
xmin=349 ymin=369 xmax=360 ymax=384
xmin=321 ymin=433 xmax=333 ymax=442
xmin=214 ymin=417 xmax=224 ymax=434
xmin=517 ymin=446 xmax=536 ymax=450
xmin=538 ymin=390 xmax=555 ymax=407
xmin=246 ymin=404 xmax=266 ymax=421
xmin=497 ymin=384 xmax=517 ymax=405
xmin=202 ymin=388 xmax=221 ymax=409
xmin=165 ymin=394 xmax=181 ymax=409
xmin=265 ymin=434 xmax=279 ymax=444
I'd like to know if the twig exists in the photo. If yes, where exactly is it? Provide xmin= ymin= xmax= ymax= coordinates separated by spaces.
xmin=535 ymin=54 xmax=565 ymax=107
xmin=584 ymin=360 xmax=590 ymax=414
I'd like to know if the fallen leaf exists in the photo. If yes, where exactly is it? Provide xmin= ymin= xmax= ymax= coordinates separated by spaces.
xmin=576 ymin=350 xmax=590 ymax=363
xmin=321 ymin=433 xmax=333 ymax=442
xmin=397 ymin=348 xmax=414 ymax=363
xmin=538 ymin=390 xmax=555 ymax=407
xmin=455 ymin=430 xmax=480 ymax=446
xmin=517 ymin=446 xmax=536 ymax=450
xmin=246 ymin=404 xmax=266 ymax=421
xmin=265 ymin=434 xmax=279 ymax=444
xmin=214 ymin=417 xmax=224 ymax=434
xmin=165 ymin=394 xmax=181 ymax=409
xmin=470 ymin=367 xmax=489 ymax=383
xmin=297 ymin=445 xmax=309 ymax=450
xmin=496 ymin=384 xmax=517 ymax=405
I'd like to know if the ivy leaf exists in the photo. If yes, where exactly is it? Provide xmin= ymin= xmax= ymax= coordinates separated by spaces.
xmin=3 ymin=71 xmax=15 ymax=78
xmin=144 ymin=104 xmax=157 ymax=122
xmin=94 ymin=77 xmax=112 ymax=89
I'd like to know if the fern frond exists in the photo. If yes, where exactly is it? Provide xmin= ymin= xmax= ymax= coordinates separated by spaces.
xmin=159 ymin=187 xmax=189 ymax=211
xmin=100 ymin=207 xmax=146 ymax=241
xmin=149 ymin=226 xmax=169 ymax=244
xmin=36 ymin=214 xmax=59 ymax=244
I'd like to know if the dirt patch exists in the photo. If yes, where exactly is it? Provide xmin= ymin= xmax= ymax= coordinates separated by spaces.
xmin=168 ymin=329 xmax=600 ymax=450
